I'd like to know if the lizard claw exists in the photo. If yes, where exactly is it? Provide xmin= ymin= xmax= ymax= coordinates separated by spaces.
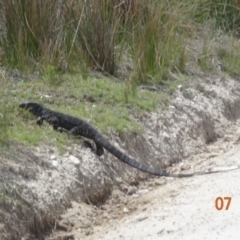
xmin=36 ymin=117 xmax=43 ymax=125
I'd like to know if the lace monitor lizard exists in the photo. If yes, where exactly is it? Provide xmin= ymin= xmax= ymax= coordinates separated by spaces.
xmin=19 ymin=102 xmax=238 ymax=178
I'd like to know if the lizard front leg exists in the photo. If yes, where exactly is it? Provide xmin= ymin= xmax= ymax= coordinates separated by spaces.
xmin=94 ymin=142 xmax=104 ymax=156
xmin=43 ymin=115 xmax=60 ymax=131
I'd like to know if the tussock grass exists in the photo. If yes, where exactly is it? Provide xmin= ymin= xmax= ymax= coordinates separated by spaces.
xmin=1 ymin=0 xmax=239 ymax=85
xmin=0 ymin=0 xmax=64 ymax=71
xmin=130 ymin=1 xmax=189 ymax=84
xmin=195 ymin=0 xmax=240 ymax=34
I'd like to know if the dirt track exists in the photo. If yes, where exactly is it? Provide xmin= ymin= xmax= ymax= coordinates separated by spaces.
xmin=84 ymin=149 xmax=240 ymax=240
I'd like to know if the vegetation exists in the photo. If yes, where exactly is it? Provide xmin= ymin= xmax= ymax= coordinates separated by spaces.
xmin=1 ymin=2 xmax=240 ymax=238
xmin=1 ymin=0 xmax=240 ymax=146
xmin=0 ymin=0 xmax=239 ymax=80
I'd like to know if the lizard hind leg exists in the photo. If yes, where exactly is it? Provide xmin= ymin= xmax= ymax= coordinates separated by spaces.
xmin=83 ymin=140 xmax=95 ymax=151
xmin=95 ymin=143 xmax=104 ymax=156
xmin=68 ymin=126 xmax=104 ymax=156
xmin=82 ymin=141 xmax=104 ymax=156
xmin=83 ymin=140 xmax=104 ymax=156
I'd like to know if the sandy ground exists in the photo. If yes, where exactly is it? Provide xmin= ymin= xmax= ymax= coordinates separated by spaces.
xmin=74 ymin=126 xmax=240 ymax=240
xmin=3 ymin=74 xmax=240 ymax=239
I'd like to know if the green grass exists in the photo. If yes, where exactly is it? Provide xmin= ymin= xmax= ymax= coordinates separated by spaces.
xmin=0 ymin=74 xmax=165 ymax=149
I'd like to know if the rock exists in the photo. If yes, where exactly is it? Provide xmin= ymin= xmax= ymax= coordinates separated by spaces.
xmin=50 ymin=155 xmax=56 ymax=160
xmin=154 ymin=179 xmax=167 ymax=186
xmin=136 ymin=216 xmax=148 ymax=222
xmin=40 ymin=94 xmax=52 ymax=99
xmin=236 ymin=128 xmax=240 ymax=135
xmin=69 ymin=155 xmax=80 ymax=165
xmin=178 ymin=85 xmax=182 ymax=90
xmin=123 ymin=207 xmax=129 ymax=213
xmin=179 ymin=162 xmax=191 ymax=171
xmin=52 ymin=160 xmax=58 ymax=167
xmin=170 ymin=166 xmax=181 ymax=174
xmin=148 ymin=135 xmax=154 ymax=144
xmin=137 ymin=189 xmax=149 ymax=195
xmin=223 ymin=135 xmax=234 ymax=142
xmin=162 ymin=132 xmax=170 ymax=140
xmin=131 ymin=193 xmax=139 ymax=199
xmin=127 ymin=186 xmax=137 ymax=195
xmin=175 ymin=97 xmax=182 ymax=102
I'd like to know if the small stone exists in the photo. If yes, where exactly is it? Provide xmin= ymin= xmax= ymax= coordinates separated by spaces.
xmin=136 ymin=216 xmax=148 ymax=222
xmin=175 ymin=97 xmax=182 ymax=102
xmin=180 ymin=163 xmax=191 ymax=171
xmin=154 ymin=179 xmax=167 ymax=186
xmin=223 ymin=135 xmax=233 ymax=142
xmin=127 ymin=186 xmax=137 ymax=195
xmin=177 ymin=85 xmax=182 ymax=90
xmin=148 ymin=135 xmax=153 ymax=141
xmin=170 ymin=166 xmax=181 ymax=174
xmin=131 ymin=194 xmax=139 ymax=199
xmin=40 ymin=94 xmax=51 ymax=99
xmin=123 ymin=207 xmax=129 ymax=213
xmin=50 ymin=155 xmax=56 ymax=160
xmin=148 ymin=136 xmax=154 ymax=144
xmin=137 ymin=189 xmax=149 ymax=195
xmin=162 ymin=132 xmax=170 ymax=140
xmin=236 ymin=128 xmax=240 ymax=135
xmin=52 ymin=160 xmax=58 ymax=167
xmin=69 ymin=155 xmax=80 ymax=165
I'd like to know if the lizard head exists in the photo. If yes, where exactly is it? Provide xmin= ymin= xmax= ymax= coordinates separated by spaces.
xmin=19 ymin=102 xmax=44 ymax=116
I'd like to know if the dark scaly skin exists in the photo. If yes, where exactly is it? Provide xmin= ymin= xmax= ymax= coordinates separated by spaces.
xmin=19 ymin=102 xmax=104 ymax=155
xmin=19 ymin=102 xmax=207 ymax=178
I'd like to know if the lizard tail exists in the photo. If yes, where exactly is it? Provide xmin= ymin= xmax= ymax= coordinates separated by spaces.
xmin=94 ymin=134 xmax=194 ymax=178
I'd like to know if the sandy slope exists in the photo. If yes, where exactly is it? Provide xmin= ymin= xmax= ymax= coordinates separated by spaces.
xmin=43 ymin=75 xmax=240 ymax=240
